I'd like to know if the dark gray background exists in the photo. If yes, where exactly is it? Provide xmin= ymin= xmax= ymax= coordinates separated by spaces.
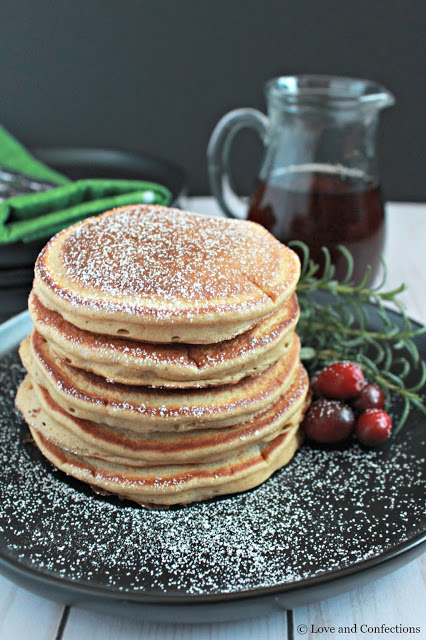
xmin=0 ymin=0 xmax=424 ymax=199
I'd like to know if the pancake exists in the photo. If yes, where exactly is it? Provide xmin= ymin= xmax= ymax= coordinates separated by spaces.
xmin=20 ymin=330 xmax=301 ymax=432
xmin=29 ymin=291 xmax=299 ymax=388
xmin=33 ymin=205 xmax=300 ymax=344
xmin=16 ymin=364 xmax=309 ymax=465
xmin=27 ymin=420 xmax=302 ymax=507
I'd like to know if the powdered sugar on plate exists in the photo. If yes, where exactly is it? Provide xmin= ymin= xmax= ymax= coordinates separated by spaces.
xmin=1 ymin=350 xmax=425 ymax=598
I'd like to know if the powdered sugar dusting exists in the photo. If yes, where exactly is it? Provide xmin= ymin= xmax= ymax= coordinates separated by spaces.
xmin=2 ymin=351 xmax=425 ymax=598
xmin=56 ymin=207 xmax=294 ymax=307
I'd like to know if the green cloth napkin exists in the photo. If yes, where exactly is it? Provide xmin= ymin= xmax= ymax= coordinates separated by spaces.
xmin=0 ymin=179 xmax=172 ymax=243
xmin=0 ymin=126 xmax=172 ymax=244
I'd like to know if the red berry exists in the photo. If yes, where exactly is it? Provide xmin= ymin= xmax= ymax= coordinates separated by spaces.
xmin=309 ymin=372 xmax=322 ymax=397
xmin=352 ymin=383 xmax=385 ymax=412
xmin=317 ymin=361 xmax=366 ymax=400
xmin=356 ymin=409 xmax=392 ymax=446
xmin=302 ymin=399 xmax=355 ymax=444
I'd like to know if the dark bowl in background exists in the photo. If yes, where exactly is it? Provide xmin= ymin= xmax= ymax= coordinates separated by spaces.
xmin=33 ymin=147 xmax=186 ymax=202
xmin=0 ymin=147 xmax=186 ymax=321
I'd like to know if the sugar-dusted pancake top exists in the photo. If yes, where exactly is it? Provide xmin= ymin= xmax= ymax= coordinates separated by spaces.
xmin=34 ymin=205 xmax=300 ymax=324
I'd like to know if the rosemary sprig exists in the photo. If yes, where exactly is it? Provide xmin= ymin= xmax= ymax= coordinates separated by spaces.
xmin=291 ymin=241 xmax=426 ymax=435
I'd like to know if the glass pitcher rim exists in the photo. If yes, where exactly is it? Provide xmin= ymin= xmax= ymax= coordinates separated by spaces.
xmin=266 ymin=74 xmax=395 ymax=110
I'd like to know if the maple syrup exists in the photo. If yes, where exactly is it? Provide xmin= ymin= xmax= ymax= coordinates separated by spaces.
xmin=247 ymin=169 xmax=385 ymax=284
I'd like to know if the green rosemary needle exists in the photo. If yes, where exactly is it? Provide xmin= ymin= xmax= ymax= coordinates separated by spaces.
xmin=291 ymin=241 xmax=426 ymax=435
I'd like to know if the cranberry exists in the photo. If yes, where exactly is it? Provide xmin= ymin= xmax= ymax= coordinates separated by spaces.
xmin=317 ymin=361 xmax=366 ymax=400
xmin=356 ymin=409 xmax=392 ymax=446
xmin=302 ymin=399 xmax=356 ymax=444
xmin=352 ymin=383 xmax=385 ymax=412
xmin=309 ymin=372 xmax=322 ymax=397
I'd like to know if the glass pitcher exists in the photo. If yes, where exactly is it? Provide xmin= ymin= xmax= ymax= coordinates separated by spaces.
xmin=207 ymin=75 xmax=395 ymax=283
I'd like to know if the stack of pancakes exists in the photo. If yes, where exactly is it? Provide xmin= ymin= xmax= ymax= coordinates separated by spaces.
xmin=16 ymin=205 xmax=310 ymax=507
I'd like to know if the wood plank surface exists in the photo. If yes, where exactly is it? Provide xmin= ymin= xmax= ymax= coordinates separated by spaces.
xmin=0 ymin=574 xmax=63 ymax=640
xmin=62 ymin=609 xmax=287 ymax=640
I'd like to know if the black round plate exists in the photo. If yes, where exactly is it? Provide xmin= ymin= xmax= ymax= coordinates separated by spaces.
xmin=0 ymin=308 xmax=424 ymax=623
xmin=0 ymin=285 xmax=33 ymax=321
xmin=33 ymin=147 xmax=186 ymax=205
xmin=0 ymin=146 xmax=186 ymax=270
xmin=0 ymin=266 xmax=34 ymax=288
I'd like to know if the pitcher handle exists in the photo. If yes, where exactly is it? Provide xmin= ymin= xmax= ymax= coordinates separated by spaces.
xmin=207 ymin=108 xmax=269 ymax=219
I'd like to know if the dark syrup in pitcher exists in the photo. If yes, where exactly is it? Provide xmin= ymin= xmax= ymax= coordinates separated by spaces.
xmin=247 ymin=168 xmax=385 ymax=284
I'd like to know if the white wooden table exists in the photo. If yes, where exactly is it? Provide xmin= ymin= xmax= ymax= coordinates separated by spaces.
xmin=0 ymin=199 xmax=425 ymax=640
